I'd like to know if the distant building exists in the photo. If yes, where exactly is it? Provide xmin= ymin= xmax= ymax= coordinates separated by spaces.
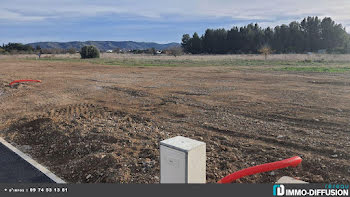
xmin=106 ymin=50 xmax=113 ymax=53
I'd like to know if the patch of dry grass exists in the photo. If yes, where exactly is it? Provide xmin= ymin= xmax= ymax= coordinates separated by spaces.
xmin=2 ymin=53 xmax=350 ymax=62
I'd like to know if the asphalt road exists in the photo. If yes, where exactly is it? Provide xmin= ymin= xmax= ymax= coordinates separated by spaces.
xmin=0 ymin=143 xmax=54 ymax=183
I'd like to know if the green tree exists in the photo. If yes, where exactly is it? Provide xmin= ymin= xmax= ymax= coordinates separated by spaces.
xmin=227 ymin=26 xmax=241 ymax=53
xmin=181 ymin=34 xmax=191 ymax=53
xmin=321 ymin=17 xmax=348 ymax=52
xmin=202 ymin=29 xmax=215 ymax=53
xmin=190 ymin=32 xmax=202 ymax=54
xmin=80 ymin=45 xmax=100 ymax=59
xmin=182 ymin=16 xmax=350 ymax=54
xmin=287 ymin=21 xmax=304 ymax=53
xmin=3 ymin=43 xmax=34 ymax=52
xmin=301 ymin=16 xmax=322 ymax=51
xmin=264 ymin=27 xmax=274 ymax=48
xmin=211 ymin=29 xmax=228 ymax=54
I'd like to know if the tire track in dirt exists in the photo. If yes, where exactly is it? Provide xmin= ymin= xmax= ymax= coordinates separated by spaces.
xmin=240 ymin=112 xmax=350 ymax=134
xmin=200 ymin=124 xmax=350 ymax=161
xmin=104 ymin=86 xmax=149 ymax=97
xmin=43 ymin=103 xmax=109 ymax=119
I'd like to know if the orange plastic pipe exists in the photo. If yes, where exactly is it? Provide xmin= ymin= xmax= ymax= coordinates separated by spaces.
xmin=9 ymin=79 xmax=41 ymax=86
xmin=218 ymin=156 xmax=302 ymax=184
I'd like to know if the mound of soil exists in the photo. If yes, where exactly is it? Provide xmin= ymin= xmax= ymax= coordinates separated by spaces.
xmin=4 ymin=104 xmax=162 ymax=183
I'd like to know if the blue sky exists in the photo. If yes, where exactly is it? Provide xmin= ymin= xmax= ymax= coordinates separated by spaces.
xmin=1 ymin=0 xmax=350 ymax=44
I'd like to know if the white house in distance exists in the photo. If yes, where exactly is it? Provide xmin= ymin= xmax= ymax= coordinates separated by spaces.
xmin=106 ymin=50 xmax=113 ymax=53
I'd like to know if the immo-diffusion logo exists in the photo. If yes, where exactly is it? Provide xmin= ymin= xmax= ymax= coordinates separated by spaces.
xmin=273 ymin=184 xmax=285 ymax=196
xmin=273 ymin=184 xmax=349 ymax=196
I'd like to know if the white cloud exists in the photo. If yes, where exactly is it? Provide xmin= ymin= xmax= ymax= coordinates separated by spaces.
xmin=0 ymin=0 xmax=349 ymax=19
xmin=0 ymin=0 xmax=349 ymax=31
xmin=0 ymin=9 xmax=46 ymax=21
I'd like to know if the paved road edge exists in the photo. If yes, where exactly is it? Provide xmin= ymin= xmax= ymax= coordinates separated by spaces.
xmin=0 ymin=137 xmax=66 ymax=184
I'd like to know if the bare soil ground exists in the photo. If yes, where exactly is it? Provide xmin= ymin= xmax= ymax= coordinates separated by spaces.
xmin=0 ymin=57 xmax=349 ymax=183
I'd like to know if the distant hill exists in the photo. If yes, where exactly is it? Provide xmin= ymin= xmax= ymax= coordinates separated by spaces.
xmin=27 ymin=41 xmax=180 ymax=51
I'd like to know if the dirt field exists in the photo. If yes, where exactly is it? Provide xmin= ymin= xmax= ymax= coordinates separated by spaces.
xmin=0 ymin=55 xmax=349 ymax=183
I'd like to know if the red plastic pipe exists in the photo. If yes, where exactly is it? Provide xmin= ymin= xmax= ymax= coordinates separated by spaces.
xmin=9 ymin=79 xmax=41 ymax=86
xmin=218 ymin=156 xmax=302 ymax=184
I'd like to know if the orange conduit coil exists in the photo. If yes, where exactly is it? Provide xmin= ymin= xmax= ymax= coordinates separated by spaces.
xmin=9 ymin=80 xmax=41 ymax=86
xmin=218 ymin=156 xmax=302 ymax=184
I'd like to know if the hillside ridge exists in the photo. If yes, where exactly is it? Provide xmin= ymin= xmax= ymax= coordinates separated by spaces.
xmin=27 ymin=41 xmax=180 ymax=51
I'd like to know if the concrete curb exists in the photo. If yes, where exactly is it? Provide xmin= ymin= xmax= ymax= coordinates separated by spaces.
xmin=0 ymin=137 xmax=66 ymax=183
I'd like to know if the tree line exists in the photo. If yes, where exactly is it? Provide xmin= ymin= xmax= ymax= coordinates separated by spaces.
xmin=181 ymin=16 xmax=350 ymax=54
xmin=0 ymin=43 xmax=77 ymax=54
xmin=0 ymin=43 xmax=34 ymax=53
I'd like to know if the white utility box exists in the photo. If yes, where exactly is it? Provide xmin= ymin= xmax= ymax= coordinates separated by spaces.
xmin=160 ymin=136 xmax=206 ymax=183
